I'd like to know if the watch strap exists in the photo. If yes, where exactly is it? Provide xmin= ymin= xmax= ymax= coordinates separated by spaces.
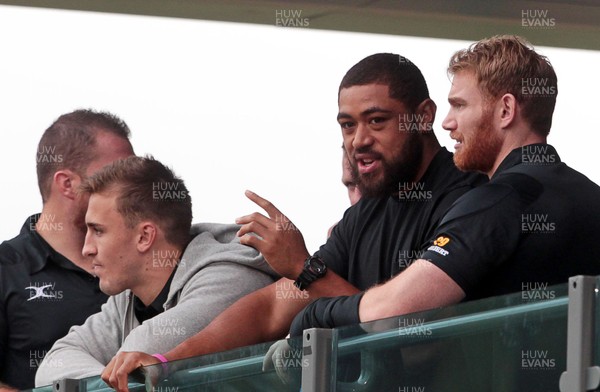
xmin=294 ymin=255 xmax=326 ymax=291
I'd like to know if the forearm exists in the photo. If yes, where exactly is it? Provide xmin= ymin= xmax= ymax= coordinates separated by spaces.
xmin=165 ymin=268 xmax=359 ymax=361
xmin=359 ymin=259 xmax=465 ymax=322
xmin=164 ymin=281 xmax=309 ymax=360
xmin=35 ymin=344 xmax=105 ymax=386
xmin=306 ymin=269 xmax=360 ymax=297
xmin=36 ymin=327 xmax=114 ymax=386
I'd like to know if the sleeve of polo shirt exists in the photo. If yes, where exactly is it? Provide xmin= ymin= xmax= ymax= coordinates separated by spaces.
xmin=421 ymin=179 xmax=535 ymax=298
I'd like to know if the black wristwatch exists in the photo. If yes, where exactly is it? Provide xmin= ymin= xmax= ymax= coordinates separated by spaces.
xmin=294 ymin=255 xmax=327 ymax=291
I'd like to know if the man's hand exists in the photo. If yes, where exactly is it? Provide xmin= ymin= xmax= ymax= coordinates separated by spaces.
xmin=236 ymin=190 xmax=310 ymax=279
xmin=262 ymin=339 xmax=302 ymax=386
xmin=101 ymin=351 xmax=160 ymax=392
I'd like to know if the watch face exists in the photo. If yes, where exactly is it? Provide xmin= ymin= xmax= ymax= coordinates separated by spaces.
xmin=309 ymin=258 xmax=326 ymax=274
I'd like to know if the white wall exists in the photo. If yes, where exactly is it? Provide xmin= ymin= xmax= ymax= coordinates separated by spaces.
xmin=0 ymin=5 xmax=598 ymax=253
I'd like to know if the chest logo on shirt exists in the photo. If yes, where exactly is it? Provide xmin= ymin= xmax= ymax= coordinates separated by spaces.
xmin=25 ymin=283 xmax=63 ymax=301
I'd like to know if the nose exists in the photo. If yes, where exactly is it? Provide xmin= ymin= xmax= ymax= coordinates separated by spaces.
xmin=82 ymin=230 xmax=97 ymax=257
xmin=442 ymin=110 xmax=456 ymax=132
xmin=352 ymin=122 xmax=373 ymax=150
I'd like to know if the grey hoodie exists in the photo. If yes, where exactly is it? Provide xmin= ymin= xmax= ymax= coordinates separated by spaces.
xmin=35 ymin=223 xmax=277 ymax=386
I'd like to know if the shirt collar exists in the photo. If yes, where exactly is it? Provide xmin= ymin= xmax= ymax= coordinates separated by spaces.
xmin=492 ymin=144 xmax=561 ymax=179
xmin=133 ymin=266 xmax=178 ymax=323
xmin=24 ymin=214 xmax=90 ymax=274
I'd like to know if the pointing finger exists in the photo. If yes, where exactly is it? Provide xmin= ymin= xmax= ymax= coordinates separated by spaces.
xmin=244 ymin=190 xmax=282 ymax=219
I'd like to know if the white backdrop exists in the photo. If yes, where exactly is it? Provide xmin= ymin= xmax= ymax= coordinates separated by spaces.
xmin=1 ymin=5 xmax=599 ymax=253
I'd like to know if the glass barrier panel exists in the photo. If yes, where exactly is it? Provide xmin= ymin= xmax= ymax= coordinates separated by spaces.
xmin=31 ymin=338 xmax=303 ymax=392
xmin=332 ymin=283 xmax=568 ymax=392
xmin=139 ymin=337 xmax=303 ymax=392
xmin=31 ymin=283 xmax=568 ymax=392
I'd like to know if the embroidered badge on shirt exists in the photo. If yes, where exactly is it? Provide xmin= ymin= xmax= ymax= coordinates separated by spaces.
xmin=427 ymin=236 xmax=450 ymax=256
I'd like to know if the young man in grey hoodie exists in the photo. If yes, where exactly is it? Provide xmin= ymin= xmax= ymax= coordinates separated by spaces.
xmin=35 ymin=156 xmax=276 ymax=386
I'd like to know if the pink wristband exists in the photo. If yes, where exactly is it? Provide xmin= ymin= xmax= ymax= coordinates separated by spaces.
xmin=151 ymin=353 xmax=169 ymax=376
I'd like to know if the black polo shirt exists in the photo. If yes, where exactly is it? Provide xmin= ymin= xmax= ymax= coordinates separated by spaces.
xmin=423 ymin=144 xmax=600 ymax=300
xmin=0 ymin=215 xmax=107 ymax=389
xmin=318 ymin=148 xmax=486 ymax=290
xmin=288 ymin=148 xmax=485 ymax=352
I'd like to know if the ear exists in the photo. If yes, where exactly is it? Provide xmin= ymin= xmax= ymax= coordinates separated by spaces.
xmin=53 ymin=169 xmax=81 ymax=201
xmin=498 ymin=93 xmax=517 ymax=129
xmin=415 ymin=98 xmax=437 ymax=133
xmin=136 ymin=221 xmax=157 ymax=253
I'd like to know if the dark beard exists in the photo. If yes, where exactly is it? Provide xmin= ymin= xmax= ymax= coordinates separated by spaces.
xmin=351 ymin=134 xmax=423 ymax=198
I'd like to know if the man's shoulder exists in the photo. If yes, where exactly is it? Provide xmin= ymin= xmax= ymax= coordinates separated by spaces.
xmin=189 ymin=222 xmax=240 ymax=243
xmin=185 ymin=222 xmax=256 ymax=262
xmin=440 ymin=172 xmax=541 ymax=225
xmin=178 ymin=222 xmax=275 ymax=283
xmin=0 ymin=215 xmax=46 ymax=266
xmin=507 ymin=154 xmax=600 ymax=193
xmin=0 ymin=230 xmax=33 ymax=266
